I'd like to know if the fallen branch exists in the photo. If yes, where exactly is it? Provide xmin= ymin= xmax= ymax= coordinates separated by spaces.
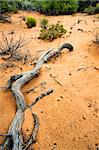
xmin=26 ymin=85 xmax=39 ymax=94
xmin=94 ymin=67 xmax=99 ymax=70
xmin=22 ymin=113 xmax=39 ymax=150
xmin=76 ymin=67 xmax=89 ymax=71
xmin=1 ymin=43 xmax=73 ymax=150
xmin=29 ymin=89 xmax=53 ymax=108
xmin=0 ymin=134 xmax=12 ymax=137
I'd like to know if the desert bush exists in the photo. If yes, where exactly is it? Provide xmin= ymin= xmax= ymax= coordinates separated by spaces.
xmin=39 ymin=23 xmax=67 ymax=41
xmin=0 ymin=1 xmax=10 ymax=13
xmin=25 ymin=16 xmax=37 ymax=28
xmin=0 ymin=0 xmax=99 ymax=15
xmin=0 ymin=30 xmax=32 ymax=69
xmin=0 ymin=0 xmax=17 ymax=13
xmin=84 ymin=3 xmax=99 ymax=15
xmin=0 ymin=0 xmax=35 ymax=13
xmin=0 ymin=30 xmax=29 ymax=60
xmin=40 ymin=18 xmax=48 ymax=29
xmin=77 ymin=0 xmax=99 ymax=12
xmin=15 ymin=0 xmax=35 ymax=11
xmin=84 ymin=6 xmax=95 ymax=15
xmin=33 ymin=0 xmax=79 ymax=15
xmin=95 ymin=3 xmax=99 ymax=13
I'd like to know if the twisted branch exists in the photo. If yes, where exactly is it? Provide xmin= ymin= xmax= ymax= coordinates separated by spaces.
xmin=1 ymin=43 xmax=73 ymax=150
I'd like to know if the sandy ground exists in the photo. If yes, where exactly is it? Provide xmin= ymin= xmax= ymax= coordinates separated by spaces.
xmin=0 ymin=11 xmax=99 ymax=150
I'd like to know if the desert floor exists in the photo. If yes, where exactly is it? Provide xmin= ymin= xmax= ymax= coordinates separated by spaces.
xmin=0 ymin=11 xmax=99 ymax=150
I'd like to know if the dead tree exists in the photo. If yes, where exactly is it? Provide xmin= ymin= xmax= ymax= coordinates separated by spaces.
xmin=0 ymin=43 xmax=73 ymax=150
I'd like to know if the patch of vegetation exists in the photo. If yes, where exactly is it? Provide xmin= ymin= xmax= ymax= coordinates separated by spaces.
xmin=0 ymin=0 xmax=99 ymax=15
xmin=25 ymin=16 xmax=37 ymax=28
xmin=95 ymin=3 xmax=99 ymax=13
xmin=15 ymin=0 xmax=35 ymax=11
xmin=39 ymin=23 xmax=67 ymax=41
xmin=0 ymin=0 xmax=17 ymax=13
xmin=84 ymin=3 xmax=99 ymax=15
xmin=33 ymin=0 xmax=79 ymax=15
xmin=40 ymin=18 xmax=48 ymax=29
xmin=77 ymin=0 xmax=98 ymax=12
xmin=84 ymin=6 xmax=96 ymax=15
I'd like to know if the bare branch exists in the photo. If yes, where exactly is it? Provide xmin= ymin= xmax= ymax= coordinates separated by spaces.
xmin=29 ymin=89 xmax=53 ymax=108
xmin=1 ymin=43 xmax=73 ymax=150
xmin=22 ymin=113 xmax=39 ymax=150
xmin=0 ymin=133 xmax=12 ymax=137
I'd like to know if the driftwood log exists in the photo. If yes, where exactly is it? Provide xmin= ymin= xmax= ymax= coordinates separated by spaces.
xmin=0 ymin=43 xmax=73 ymax=150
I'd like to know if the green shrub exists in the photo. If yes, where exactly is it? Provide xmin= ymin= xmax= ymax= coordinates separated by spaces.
xmin=25 ymin=16 xmax=37 ymax=28
xmin=0 ymin=0 xmax=98 ymax=15
xmin=95 ymin=3 xmax=99 ymax=13
xmin=84 ymin=2 xmax=99 ymax=15
xmin=84 ymin=6 xmax=95 ymax=15
xmin=9 ymin=1 xmax=17 ymax=13
xmin=0 ymin=0 xmax=17 ymax=13
xmin=39 ymin=23 xmax=67 ymax=41
xmin=33 ymin=0 xmax=78 ymax=15
xmin=15 ymin=0 xmax=35 ymax=11
xmin=40 ymin=18 xmax=48 ymax=29
xmin=0 ymin=1 xmax=9 ymax=13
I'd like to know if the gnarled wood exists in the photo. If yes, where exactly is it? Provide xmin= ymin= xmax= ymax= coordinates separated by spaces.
xmin=1 ymin=43 xmax=73 ymax=150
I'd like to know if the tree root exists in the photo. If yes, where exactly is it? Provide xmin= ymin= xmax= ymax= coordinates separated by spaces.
xmin=1 ymin=43 xmax=73 ymax=150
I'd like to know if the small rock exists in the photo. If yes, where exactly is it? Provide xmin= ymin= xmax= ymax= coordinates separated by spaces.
xmin=40 ymin=110 xmax=44 ymax=113
xmin=82 ymin=116 xmax=86 ymax=120
xmin=60 ymin=96 xmax=63 ymax=99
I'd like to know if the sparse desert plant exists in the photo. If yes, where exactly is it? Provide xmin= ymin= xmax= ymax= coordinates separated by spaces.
xmin=39 ymin=23 xmax=67 ymax=41
xmin=0 ymin=30 xmax=30 ymax=61
xmin=25 ymin=16 xmax=37 ymax=28
xmin=40 ymin=18 xmax=48 ymax=29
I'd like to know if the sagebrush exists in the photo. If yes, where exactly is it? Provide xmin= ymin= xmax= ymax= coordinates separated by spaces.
xmin=40 ymin=18 xmax=48 ymax=29
xmin=25 ymin=16 xmax=37 ymax=28
xmin=39 ymin=23 xmax=67 ymax=41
